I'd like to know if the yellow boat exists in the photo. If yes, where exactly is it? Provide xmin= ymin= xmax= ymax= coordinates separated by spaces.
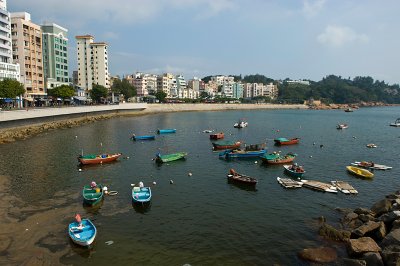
xmin=346 ymin=166 xmax=374 ymax=179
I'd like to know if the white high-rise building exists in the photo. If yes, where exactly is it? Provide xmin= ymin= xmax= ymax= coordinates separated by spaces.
xmin=0 ymin=0 xmax=20 ymax=81
xmin=76 ymin=35 xmax=109 ymax=95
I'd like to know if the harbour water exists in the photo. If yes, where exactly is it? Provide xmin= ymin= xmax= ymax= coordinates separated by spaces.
xmin=0 ymin=107 xmax=400 ymax=265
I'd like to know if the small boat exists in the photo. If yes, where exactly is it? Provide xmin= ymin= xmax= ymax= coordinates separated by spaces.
xmin=210 ymin=132 xmax=224 ymax=140
xmin=82 ymin=183 xmax=104 ymax=206
xmin=331 ymin=181 xmax=358 ymax=194
xmin=390 ymin=118 xmax=400 ymax=127
xmin=277 ymin=177 xmax=303 ymax=188
xmin=155 ymin=152 xmax=187 ymax=163
xmin=351 ymin=161 xmax=392 ymax=170
xmin=220 ymin=143 xmax=267 ymax=159
xmin=260 ymin=152 xmax=297 ymax=164
xmin=274 ymin=137 xmax=300 ymax=145
xmin=68 ymin=218 xmax=97 ymax=247
xmin=301 ymin=180 xmax=338 ymax=193
xmin=344 ymin=108 xmax=354 ymax=112
xmin=227 ymin=169 xmax=257 ymax=185
xmin=346 ymin=165 xmax=374 ymax=179
xmin=283 ymin=164 xmax=305 ymax=178
xmin=337 ymin=124 xmax=348 ymax=129
xmin=212 ymin=140 xmax=241 ymax=150
xmin=132 ymin=186 xmax=152 ymax=203
xmin=78 ymin=153 xmax=122 ymax=165
xmin=233 ymin=120 xmax=248 ymax=128
xmin=131 ymin=134 xmax=155 ymax=141
xmin=157 ymin=129 xmax=176 ymax=134
xmin=366 ymin=143 xmax=377 ymax=148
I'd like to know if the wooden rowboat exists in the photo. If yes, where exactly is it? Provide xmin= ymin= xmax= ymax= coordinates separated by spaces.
xmin=227 ymin=169 xmax=257 ymax=185
xmin=82 ymin=184 xmax=104 ymax=206
xmin=78 ymin=153 xmax=122 ymax=165
xmin=274 ymin=137 xmax=300 ymax=145
xmin=346 ymin=166 xmax=374 ymax=179
xmin=283 ymin=164 xmax=305 ymax=178
xmin=212 ymin=140 xmax=241 ymax=150
xmin=68 ymin=218 xmax=97 ymax=247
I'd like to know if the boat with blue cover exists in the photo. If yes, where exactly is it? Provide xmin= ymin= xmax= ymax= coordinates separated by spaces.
xmin=68 ymin=218 xmax=97 ymax=247
xmin=131 ymin=134 xmax=156 ymax=141
xmin=132 ymin=186 xmax=152 ymax=203
xmin=157 ymin=129 xmax=176 ymax=134
xmin=82 ymin=183 xmax=104 ymax=206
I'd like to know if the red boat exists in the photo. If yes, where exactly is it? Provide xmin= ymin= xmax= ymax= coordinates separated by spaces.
xmin=210 ymin=132 xmax=224 ymax=140
xmin=212 ymin=140 xmax=241 ymax=150
xmin=274 ymin=137 xmax=300 ymax=145
xmin=78 ymin=153 xmax=122 ymax=165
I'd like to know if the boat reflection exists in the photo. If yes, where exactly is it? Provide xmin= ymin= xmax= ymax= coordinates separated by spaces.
xmin=132 ymin=201 xmax=152 ymax=214
xmin=82 ymin=198 xmax=104 ymax=214
xmin=227 ymin=179 xmax=257 ymax=192
xmin=69 ymin=238 xmax=95 ymax=256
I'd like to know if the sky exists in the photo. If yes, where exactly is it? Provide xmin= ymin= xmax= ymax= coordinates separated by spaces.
xmin=8 ymin=0 xmax=400 ymax=84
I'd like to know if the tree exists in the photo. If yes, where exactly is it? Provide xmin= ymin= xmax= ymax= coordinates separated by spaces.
xmin=90 ymin=84 xmax=108 ymax=103
xmin=154 ymin=90 xmax=167 ymax=102
xmin=112 ymin=78 xmax=136 ymax=99
xmin=0 ymin=78 xmax=25 ymax=98
xmin=47 ymin=85 xmax=75 ymax=99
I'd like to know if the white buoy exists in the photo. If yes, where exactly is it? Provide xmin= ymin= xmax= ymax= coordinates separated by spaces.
xmin=170 ymin=180 xmax=174 ymax=184
xmin=126 ymin=156 xmax=130 ymax=159
xmin=254 ymin=161 xmax=258 ymax=164
xmin=309 ymin=155 xmax=313 ymax=158
xmin=188 ymin=172 xmax=192 ymax=176
xmin=78 ymin=169 xmax=82 ymax=172
xmin=75 ymin=136 xmax=78 ymax=139
xmin=153 ymin=181 xmax=157 ymax=185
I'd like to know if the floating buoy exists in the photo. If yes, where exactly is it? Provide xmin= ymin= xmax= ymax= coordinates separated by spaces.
xmin=254 ymin=161 xmax=258 ymax=164
xmin=75 ymin=136 xmax=78 ymax=139
xmin=126 ymin=156 xmax=130 ymax=159
xmin=353 ymin=136 xmax=357 ymax=139
xmin=188 ymin=172 xmax=192 ymax=176
xmin=313 ymin=142 xmax=316 ymax=145
xmin=309 ymin=155 xmax=313 ymax=158
xmin=170 ymin=180 xmax=174 ymax=184
xmin=320 ymin=144 xmax=324 ymax=148
xmin=153 ymin=181 xmax=157 ymax=185
xmin=78 ymin=169 xmax=82 ymax=172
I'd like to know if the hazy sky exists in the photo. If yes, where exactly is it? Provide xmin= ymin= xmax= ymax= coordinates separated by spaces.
xmin=8 ymin=0 xmax=400 ymax=84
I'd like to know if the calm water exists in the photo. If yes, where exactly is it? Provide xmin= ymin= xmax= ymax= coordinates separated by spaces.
xmin=1 ymin=107 xmax=400 ymax=265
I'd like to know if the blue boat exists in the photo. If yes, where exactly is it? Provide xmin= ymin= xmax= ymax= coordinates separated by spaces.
xmin=68 ymin=218 xmax=97 ymax=247
xmin=219 ymin=143 xmax=267 ymax=159
xmin=131 ymin=134 xmax=156 ymax=141
xmin=132 ymin=186 xmax=152 ymax=203
xmin=283 ymin=164 xmax=305 ymax=178
xmin=157 ymin=129 xmax=176 ymax=134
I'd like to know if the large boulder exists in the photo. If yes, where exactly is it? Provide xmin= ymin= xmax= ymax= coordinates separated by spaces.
xmin=371 ymin=199 xmax=392 ymax=217
xmin=341 ymin=258 xmax=366 ymax=266
xmin=381 ymin=228 xmax=400 ymax=249
xmin=319 ymin=223 xmax=351 ymax=241
xmin=381 ymin=245 xmax=400 ymax=266
xmin=375 ymin=221 xmax=387 ymax=240
xmin=298 ymin=246 xmax=337 ymax=263
xmin=379 ymin=211 xmax=400 ymax=225
xmin=352 ymin=221 xmax=380 ymax=237
xmin=354 ymin=208 xmax=375 ymax=216
xmin=391 ymin=220 xmax=400 ymax=231
xmin=361 ymin=252 xmax=384 ymax=266
xmin=358 ymin=214 xmax=375 ymax=223
xmin=347 ymin=237 xmax=381 ymax=256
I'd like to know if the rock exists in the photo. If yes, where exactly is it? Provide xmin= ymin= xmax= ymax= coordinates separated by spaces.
xmin=352 ymin=221 xmax=380 ymax=237
xmin=298 ymin=246 xmax=337 ymax=263
xmin=0 ymin=236 xmax=11 ymax=252
xmin=381 ymin=245 xmax=400 ymax=266
xmin=354 ymin=208 xmax=375 ymax=216
xmin=343 ymin=212 xmax=359 ymax=223
xmin=379 ymin=211 xmax=400 ymax=225
xmin=361 ymin=252 xmax=384 ymax=266
xmin=381 ymin=228 xmax=400 ymax=249
xmin=391 ymin=220 xmax=400 ymax=231
xmin=386 ymin=193 xmax=400 ymax=201
xmin=341 ymin=258 xmax=367 ymax=266
xmin=346 ymin=219 xmax=364 ymax=230
xmin=375 ymin=221 xmax=387 ymax=240
xmin=347 ymin=237 xmax=381 ymax=256
xmin=358 ymin=214 xmax=374 ymax=223
xmin=371 ymin=199 xmax=392 ymax=217
xmin=319 ymin=223 xmax=351 ymax=241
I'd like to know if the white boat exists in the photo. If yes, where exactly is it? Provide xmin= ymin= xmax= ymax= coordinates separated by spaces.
xmin=390 ymin=118 xmax=400 ymax=127
xmin=336 ymin=124 xmax=348 ymax=129
xmin=366 ymin=143 xmax=377 ymax=148
xmin=234 ymin=120 xmax=248 ymax=128
xmin=351 ymin=161 xmax=392 ymax=170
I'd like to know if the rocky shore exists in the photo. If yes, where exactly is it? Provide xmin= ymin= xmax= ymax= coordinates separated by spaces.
xmin=299 ymin=191 xmax=400 ymax=265
xmin=310 ymin=102 xmax=397 ymax=110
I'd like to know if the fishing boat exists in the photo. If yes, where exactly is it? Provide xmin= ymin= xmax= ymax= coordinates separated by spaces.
xmin=212 ymin=140 xmax=241 ymax=150
xmin=82 ymin=182 xmax=104 ymax=205
xmin=351 ymin=161 xmax=392 ymax=170
xmin=227 ymin=169 xmax=257 ymax=185
xmin=274 ymin=137 xmax=300 ymax=145
xmin=283 ymin=164 xmax=305 ymax=178
xmin=337 ymin=124 xmax=348 ymax=129
xmin=233 ymin=119 xmax=248 ymax=128
xmin=155 ymin=152 xmax=187 ymax=163
xmin=390 ymin=118 xmax=400 ymax=127
xmin=277 ymin=177 xmax=303 ymax=188
xmin=131 ymin=134 xmax=155 ymax=141
xmin=346 ymin=166 xmax=374 ymax=179
xmin=260 ymin=152 xmax=297 ymax=164
xmin=344 ymin=108 xmax=354 ymax=112
xmin=331 ymin=181 xmax=358 ymax=194
xmin=157 ymin=129 xmax=176 ymax=134
xmin=132 ymin=186 xmax=152 ymax=203
xmin=219 ymin=143 xmax=267 ymax=159
xmin=68 ymin=218 xmax=97 ymax=247
xmin=210 ymin=132 xmax=224 ymax=140
xmin=78 ymin=153 xmax=122 ymax=165
xmin=366 ymin=143 xmax=377 ymax=148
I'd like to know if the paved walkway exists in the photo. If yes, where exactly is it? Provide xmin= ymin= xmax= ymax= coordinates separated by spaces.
xmin=0 ymin=103 xmax=147 ymax=122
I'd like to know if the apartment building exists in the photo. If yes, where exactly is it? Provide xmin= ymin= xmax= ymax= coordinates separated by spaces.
xmin=0 ymin=0 xmax=20 ymax=81
xmin=131 ymin=72 xmax=157 ymax=96
xmin=11 ymin=12 xmax=44 ymax=98
xmin=41 ymin=23 xmax=69 ymax=89
xmin=76 ymin=35 xmax=109 ymax=95
xmin=263 ymin=82 xmax=278 ymax=99
xmin=232 ymin=83 xmax=243 ymax=99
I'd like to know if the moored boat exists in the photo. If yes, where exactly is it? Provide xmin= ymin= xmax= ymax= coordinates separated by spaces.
xmin=68 ymin=218 xmax=97 ymax=247
xmin=337 ymin=124 xmax=348 ymax=129
xmin=78 ymin=153 xmax=122 ymax=165
xmin=227 ymin=169 xmax=257 ymax=185
xmin=274 ymin=137 xmax=300 ymax=145
xmin=210 ymin=132 xmax=224 ymax=140
xmin=212 ymin=140 xmax=241 ymax=150
xmin=283 ymin=164 xmax=305 ymax=178
xmin=82 ymin=182 xmax=104 ymax=206
xmin=344 ymin=108 xmax=354 ymax=112
xmin=234 ymin=120 xmax=248 ymax=128
xmin=390 ymin=118 xmax=400 ymax=127
xmin=346 ymin=166 xmax=374 ymax=179
xmin=155 ymin=152 xmax=187 ymax=163
xmin=260 ymin=152 xmax=297 ymax=164
xmin=351 ymin=161 xmax=392 ymax=170
xmin=131 ymin=134 xmax=156 ymax=141
xmin=132 ymin=186 xmax=152 ymax=203
xmin=219 ymin=143 xmax=267 ymax=159
xmin=366 ymin=143 xmax=377 ymax=148
xmin=157 ymin=129 xmax=176 ymax=134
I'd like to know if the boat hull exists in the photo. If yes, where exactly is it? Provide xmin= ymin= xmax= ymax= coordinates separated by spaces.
xmin=82 ymin=185 xmax=104 ymax=206
xmin=132 ymin=187 xmax=152 ymax=203
xmin=156 ymin=152 xmax=187 ymax=163
xmin=68 ymin=219 xmax=97 ymax=247
xmin=283 ymin=165 xmax=305 ymax=178
xmin=157 ymin=129 xmax=176 ymax=134
xmin=212 ymin=141 xmax=241 ymax=150
xmin=274 ymin=138 xmax=299 ymax=145
xmin=78 ymin=153 xmax=121 ymax=165
xmin=227 ymin=174 xmax=257 ymax=185
xmin=346 ymin=166 xmax=374 ymax=178
xmin=222 ymin=149 xmax=267 ymax=159
xmin=132 ymin=135 xmax=155 ymax=141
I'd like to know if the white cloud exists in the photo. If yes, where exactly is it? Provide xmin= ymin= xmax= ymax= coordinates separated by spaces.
xmin=317 ymin=25 xmax=369 ymax=47
xmin=302 ymin=0 xmax=326 ymax=18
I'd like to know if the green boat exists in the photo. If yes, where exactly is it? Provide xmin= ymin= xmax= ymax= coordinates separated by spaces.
xmin=82 ymin=183 xmax=104 ymax=206
xmin=156 ymin=152 xmax=187 ymax=163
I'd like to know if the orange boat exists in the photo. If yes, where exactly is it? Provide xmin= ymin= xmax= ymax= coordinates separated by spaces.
xmin=210 ymin=132 xmax=224 ymax=140
xmin=274 ymin=137 xmax=300 ymax=145
xmin=78 ymin=153 xmax=122 ymax=165
xmin=212 ymin=140 xmax=241 ymax=150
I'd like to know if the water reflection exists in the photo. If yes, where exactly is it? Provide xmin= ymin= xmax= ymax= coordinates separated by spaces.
xmin=132 ymin=201 xmax=152 ymax=214
xmin=68 ymin=238 xmax=95 ymax=258
xmin=83 ymin=199 xmax=104 ymax=214
xmin=227 ymin=179 xmax=258 ymax=192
